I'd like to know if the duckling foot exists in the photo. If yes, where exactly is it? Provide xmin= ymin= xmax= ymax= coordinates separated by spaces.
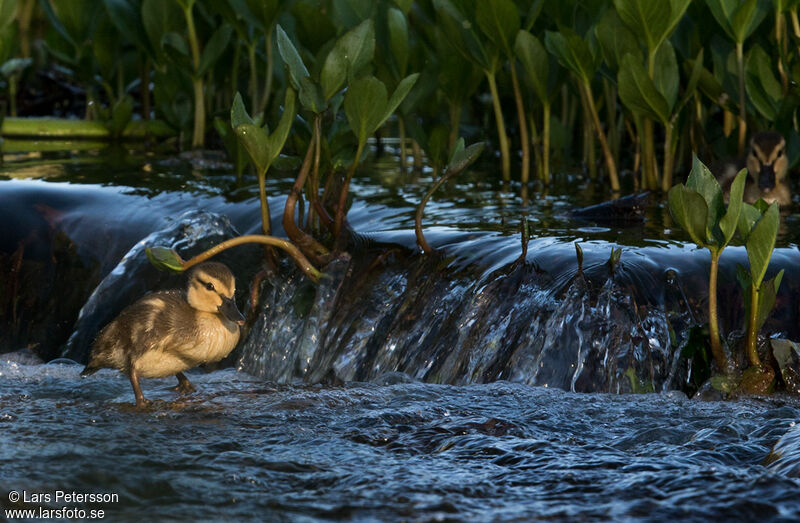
xmin=172 ymin=372 xmax=196 ymax=394
xmin=128 ymin=369 xmax=151 ymax=408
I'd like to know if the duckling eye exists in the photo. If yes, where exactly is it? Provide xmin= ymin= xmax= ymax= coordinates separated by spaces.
xmin=205 ymin=282 xmax=215 ymax=291
xmin=777 ymin=149 xmax=784 ymax=158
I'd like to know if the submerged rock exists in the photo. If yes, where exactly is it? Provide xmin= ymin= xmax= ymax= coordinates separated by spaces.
xmin=61 ymin=210 xmax=241 ymax=362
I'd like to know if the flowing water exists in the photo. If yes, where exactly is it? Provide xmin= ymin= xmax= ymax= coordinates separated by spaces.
xmin=2 ymin=147 xmax=800 ymax=520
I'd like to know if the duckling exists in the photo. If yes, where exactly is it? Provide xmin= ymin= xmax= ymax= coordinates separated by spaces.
xmin=720 ymin=132 xmax=790 ymax=206
xmin=81 ymin=261 xmax=245 ymax=407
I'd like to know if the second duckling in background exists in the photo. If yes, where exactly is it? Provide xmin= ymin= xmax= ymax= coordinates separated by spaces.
xmin=719 ymin=131 xmax=790 ymax=207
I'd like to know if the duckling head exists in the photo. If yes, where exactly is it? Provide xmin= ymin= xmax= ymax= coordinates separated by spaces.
xmin=747 ymin=131 xmax=787 ymax=191
xmin=186 ymin=262 xmax=245 ymax=325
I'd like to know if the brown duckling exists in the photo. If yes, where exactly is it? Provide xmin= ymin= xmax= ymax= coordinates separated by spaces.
xmin=721 ymin=131 xmax=790 ymax=206
xmin=81 ymin=261 xmax=245 ymax=407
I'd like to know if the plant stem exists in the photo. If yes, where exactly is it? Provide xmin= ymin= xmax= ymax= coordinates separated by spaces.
xmin=398 ymin=116 xmax=408 ymax=172
xmin=181 ymin=235 xmax=322 ymax=283
xmin=416 ymin=172 xmax=450 ymax=253
xmin=509 ymin=63 xmax=530 ymax=184
xmin=308 ymin=114 xmax=322 ymax=229
xmin=643 ymin=118 xmax=658 ymax=189
xmin=283 ymin=122 xmax=330 ymax=263
xmin=486 ymin=70 xmax=511 ymax=182
xmin=448 ymin=102 xmax=460 ymax=151
xmin=708 ymin=250 xmax=728 ymax=372
xmin=257 ymin=170 xmax=270 ymax=236
xmin=184 ymin=4 xmax=204 ymax=148
xmin=746 ymin=283 xmax=761 ymax=367
xmin=662 ymin=122 xmax=675 ymax=191
xmin=581 ymin=80 xmax=619 ymax=191
xmin=542 ymin=102 xmax=551 ymax=185
xmin=736 ymin=41 xmax=746 ymax=156
xmin=335 ymin=140 xmax=366 ymax=239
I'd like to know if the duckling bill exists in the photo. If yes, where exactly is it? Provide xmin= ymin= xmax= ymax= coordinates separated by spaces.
xmin=81 ymin=261 xmax=245 ymax=407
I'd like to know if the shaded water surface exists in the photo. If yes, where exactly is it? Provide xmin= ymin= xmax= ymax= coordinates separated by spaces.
xmin=2 ymin=362 xmax=800 ymax=521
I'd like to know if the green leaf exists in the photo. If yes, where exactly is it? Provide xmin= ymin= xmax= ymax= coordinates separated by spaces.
xmin=595 ymin=9 xmax=641 ymax=72
xmin=737 ymin=201 xmax=762 ymax=238
xmin=320 ymin=19 xmax=375 ymax=100
xmin=230 ymin=91 xmax=254 ymax=129
xmin=706 ymin=0 xmax=768 ymax=44
xmin=544 ymin=28 xmax=598 ymax=84
xmin=276 ymin=24 xmax=310 ymax=90
xmin=383 ymin=73 xmax=418 ymax=128
xmin=197 ymin=24 xmax=232 ymax=77
xmin=618 ymin=54 xmax=671 ymax=124
xmin=264 ymin=88 xmax=296 ymax=166
xmin=755 ymin=269 xmax=783 ymax=332
xmin=434 ymin=0 xmax=495 ymax=72
xmin=613 ymin=0 xmax=671 ymax=53
xmin=653 ymin=40 xmax=678 ymax=113
xmin=745 ymin=44 xmax=781 ymax=121
xmin=668 ymin=184 xmax=710 ymax=247
xmin=243 ymin=0 xmax=280 ymax=33
xmin=686 ymin=155 xmax=725 ymax=240
xmin=110 ymin=95 xmax=134 ymax=135
xmin=234 ymin=123 xmax=271 ymax=176
xmin=161 ymin=32 xmax=192 ymax=71
xmin=103 ymin=0 xmax=154 ymax=57
xmin=392 ymin=0 xmax=413 ymax=14
xmin=141 ymin=0 xmax=183 ymax=63
xmin=515 ymin=30 xmax=549 ymax=103
xmin=446 ymin=140 xmax=484 ymax=175
xmin=476 ymin=0 xmax=520 ymax=59
xmin=387 ymin=7 xmax=409 ymax=76
xmin=344 ymin=76 xmax=388 ymax=146
xmin=0 ymin=0 xmax=16 ymax=30
xmin=746 ymin=202 xmax=779 ymax=286
xmin=146 ymin=247 xmax=185 ymax=272
xmin=719 ymin=170 xmax=746 ymax=245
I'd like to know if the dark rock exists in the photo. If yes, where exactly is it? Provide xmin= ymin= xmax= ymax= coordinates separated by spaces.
xmin=571 ymin=192 xmax=650 ymax=224
xmin=61 ymin=210 xmax=240 ymax=363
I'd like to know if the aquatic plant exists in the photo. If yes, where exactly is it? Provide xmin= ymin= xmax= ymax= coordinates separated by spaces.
xmin=667 ymin=157 xmax=746 ymax=372
xmin=230 ymin=89 xmax=295 ymax=239
xmin=415 ymin=139 xmax=484 ymax=253
xmin=1 ymin=0 xmax=798 ymax=188
xmin=736 ymin=200 xmax=782 ymax=368
xmin=146 ymin=240 xmax=321 ymax=283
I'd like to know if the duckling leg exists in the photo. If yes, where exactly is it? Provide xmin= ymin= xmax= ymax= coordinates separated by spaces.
xmin=128 ymin=368 xmax=151 ymax=407
xmin=173 ymin=372 xmax=196 ymax=394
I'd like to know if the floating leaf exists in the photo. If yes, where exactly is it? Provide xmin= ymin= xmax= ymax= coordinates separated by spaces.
xmin=146 ymin=246 xmax=185 ymax=272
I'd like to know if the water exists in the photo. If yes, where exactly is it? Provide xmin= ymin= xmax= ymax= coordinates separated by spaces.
xmin=3 ymin=147 xmax=800 ymax=520
xmin=1 ymin=361 xmax=799 ymax=521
